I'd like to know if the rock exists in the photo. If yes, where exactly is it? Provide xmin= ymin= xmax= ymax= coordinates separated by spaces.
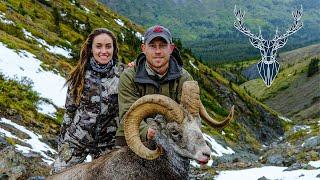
xmin=220 ymin=69 xmax=239 ymax=83
xmin=284 ymin=163 xmax=303 ymax=171
xmin=0 ymin=146 xmax=51 ymax=178
xmin=257 ymin=176 xmax=271 ymax=180
xmin=28 ymin=176 xmax=46 ymax=180
xmin=0 ymin=172 xmax=9 ymax=180
xmin=303 ymin=164 xmax=316 ymax=170
xmin=13 ymin=114 xmax=23 ymax=121
xmin=283 ymin=162 xmax=316 ymax=171
xmin=0 ymin=137 xmax=9 ymax=149
xmin=0 ymin=123 xmax=30 ymax=139
xmin=234 ymin=161 xmax=252 ymax=168
xmin=302 ymin=136 xmax=320 ymax=149
xmin=189 ymin=166 xmax=217 ymax=180
xmin=266 ymin=154 xmax=284 ymax=166
xmin=316 ymin=174 xmax=320 ymax=178
xmin=309 ymin=150 xmax=319 ymax=160
xmin=283 ymin=156 xmax=296 ymax=167
xmin=211 ymin=150 xmax=259 ymax=168
xmin=6 ymin=109 xmax=18 ymax=116
xmin=11 ymin=165 xmax=27 ymax=178
xmin=245 ymin=105 xmax=284 ymax=144
xmin=242 ymin=64 xmax=260 ymax=80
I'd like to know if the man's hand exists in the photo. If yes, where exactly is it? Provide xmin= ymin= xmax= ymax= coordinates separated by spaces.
xmin=147 ymin=128 xmax=156 ymax=140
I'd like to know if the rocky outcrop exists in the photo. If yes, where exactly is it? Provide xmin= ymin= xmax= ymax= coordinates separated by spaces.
xmin=241 ymin=64 xmax=260 ymax=80
xmin=0 ymin=146 xmax=50 ymax=179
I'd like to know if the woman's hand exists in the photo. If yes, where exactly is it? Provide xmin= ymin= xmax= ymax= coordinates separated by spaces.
xmin=127 ymin=61 xmax=135 ymax=67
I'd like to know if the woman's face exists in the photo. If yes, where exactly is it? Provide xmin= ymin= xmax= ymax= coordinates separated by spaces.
xmin=92 ymin=33 xmax=114 ymax=64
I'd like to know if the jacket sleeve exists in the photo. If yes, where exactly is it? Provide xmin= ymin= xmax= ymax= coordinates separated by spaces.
xmin=61 ymin=85 xmax=78 ymax=130
xmin=116 ymin=69 xmax=149 ymax=142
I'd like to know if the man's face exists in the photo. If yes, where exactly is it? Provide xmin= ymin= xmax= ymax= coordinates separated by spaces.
xmin=141 ymin=37 xmax=175 ymax=74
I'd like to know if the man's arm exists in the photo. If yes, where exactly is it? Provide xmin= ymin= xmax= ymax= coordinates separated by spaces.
xmin=116 ymin=69 xmax=149 ymax=142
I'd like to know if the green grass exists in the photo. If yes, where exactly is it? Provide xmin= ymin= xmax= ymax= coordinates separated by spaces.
xmin=0 ymin=74 xmax=39 ymax=118
xmin=0 ymin=0 xmax=145 ymax=74
xmin=241 ymin=58 xmax=311 ymax=100
xmin=0 ymin=73 xmax=61 ymax=136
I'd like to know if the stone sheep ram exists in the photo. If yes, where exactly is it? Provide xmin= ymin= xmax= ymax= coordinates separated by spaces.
xmin=49 ymin=81 xmax=234 ymax=180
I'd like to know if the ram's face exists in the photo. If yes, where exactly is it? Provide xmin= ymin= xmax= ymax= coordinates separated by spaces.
xmin=164 ymin=114 xmax=211 ymax=165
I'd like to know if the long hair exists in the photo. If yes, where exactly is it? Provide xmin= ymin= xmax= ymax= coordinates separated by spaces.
xmin=66 ymin=28 xmax=119 ymax=105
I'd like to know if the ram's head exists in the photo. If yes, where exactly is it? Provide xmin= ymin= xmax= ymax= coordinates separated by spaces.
xmin=124 ymin=81 xmax=234 ymax=164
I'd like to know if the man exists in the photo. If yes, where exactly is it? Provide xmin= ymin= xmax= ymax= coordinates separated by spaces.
xmin=115 ymin=25 xmax=193 ymax=145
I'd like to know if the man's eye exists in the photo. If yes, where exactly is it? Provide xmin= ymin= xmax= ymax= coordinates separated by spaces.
xmin=159 ymin=44 xmax=167 ymax=49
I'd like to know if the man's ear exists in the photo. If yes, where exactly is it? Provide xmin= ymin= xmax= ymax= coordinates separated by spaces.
xmin=141 ymin=44 xmax=146 ymax=53
xmin=169 ymin=43 xmax=175 ymax=53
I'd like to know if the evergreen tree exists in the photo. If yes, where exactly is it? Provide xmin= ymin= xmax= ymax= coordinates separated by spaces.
xmin=74 ymin=0 xmax=81 ymax=8
xmin=85 ymin=17 xmax=92 ymax=36
xmin=173 ymin=38 xmax=182 ymax=50
xmin=307 ymin=57 xmax=319 ymax=77
xmin=37 ymin=0 xmax=51 ymax=7
xmin=18 ymin=2 xmax=26 ymax=16
xmin=194 ymin=60 xmax=199 ymax=66
xmin=52 ymin=7 xmax=61 ymax=34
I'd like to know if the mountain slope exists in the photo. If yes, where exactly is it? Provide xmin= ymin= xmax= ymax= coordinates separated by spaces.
xmin=241 ymin=44 xmax=320 ymax=121
xmin=100 ymin=0 xmax=320 ymax=62
xmin=0 ymin=0 xmax=144 ymax=178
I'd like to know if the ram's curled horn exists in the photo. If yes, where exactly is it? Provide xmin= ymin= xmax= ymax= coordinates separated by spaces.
xmin=200 ymin=103 xmax=234 ymax=128
xmin=124 ymin=95 xmax=184 ymax=160
xmin=180 ymin=81 xmax=201 ymax=116
xmin=180 ymin=81 xmax=234 ymax=127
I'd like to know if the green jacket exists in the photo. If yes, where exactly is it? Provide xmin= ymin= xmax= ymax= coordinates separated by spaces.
xmin=115 ymin=52 xmax=193 ymax=144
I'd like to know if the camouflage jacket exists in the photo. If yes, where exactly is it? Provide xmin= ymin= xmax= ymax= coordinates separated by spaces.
xmin=60 ymin=60 xmax=124 ymax=150
xmin=115 ymin=53 xmax=193 ymax=144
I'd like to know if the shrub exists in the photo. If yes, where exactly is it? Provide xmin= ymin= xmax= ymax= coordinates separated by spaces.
xmin=18 ymin=2 xmax=26 ymax=16
xmin=307 ymin=57 xmax=319 ymax=77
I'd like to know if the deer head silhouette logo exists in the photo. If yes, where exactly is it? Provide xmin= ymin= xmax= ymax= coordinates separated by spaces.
xmin=234 ymin=5 xmax=303 ymax=87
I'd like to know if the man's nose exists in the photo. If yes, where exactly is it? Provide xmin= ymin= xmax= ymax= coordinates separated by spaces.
xmin=155 ymin=46 xmax=161 ymax=53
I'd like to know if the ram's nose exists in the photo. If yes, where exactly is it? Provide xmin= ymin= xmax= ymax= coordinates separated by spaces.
xmin=198 ymin=152 xmax=210 ymax=165
xmin=196 ymin=146 xmax=211 ymax=165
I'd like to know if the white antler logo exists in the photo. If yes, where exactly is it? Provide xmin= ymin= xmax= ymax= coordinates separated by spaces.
xmin=234 ymin=5 xmax=303 ymax=87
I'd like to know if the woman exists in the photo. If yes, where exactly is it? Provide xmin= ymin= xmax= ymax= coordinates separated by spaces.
xmin=52 ymin=28 xmax=124 ymax=173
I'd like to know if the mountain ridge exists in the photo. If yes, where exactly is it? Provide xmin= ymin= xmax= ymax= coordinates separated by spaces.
xmin=100 ymin=0 xmax=320 ymax=62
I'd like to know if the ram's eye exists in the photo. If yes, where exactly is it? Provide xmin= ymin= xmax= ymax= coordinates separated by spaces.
xmin=172 ymin=130 xmax=179 ymax=136
xmin=171 ymin=130 xmax=182 ymax=141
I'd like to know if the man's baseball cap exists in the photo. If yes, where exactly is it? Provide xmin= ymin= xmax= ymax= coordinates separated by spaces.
xmin=143 ymin=25 xmax=172 ymax=45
